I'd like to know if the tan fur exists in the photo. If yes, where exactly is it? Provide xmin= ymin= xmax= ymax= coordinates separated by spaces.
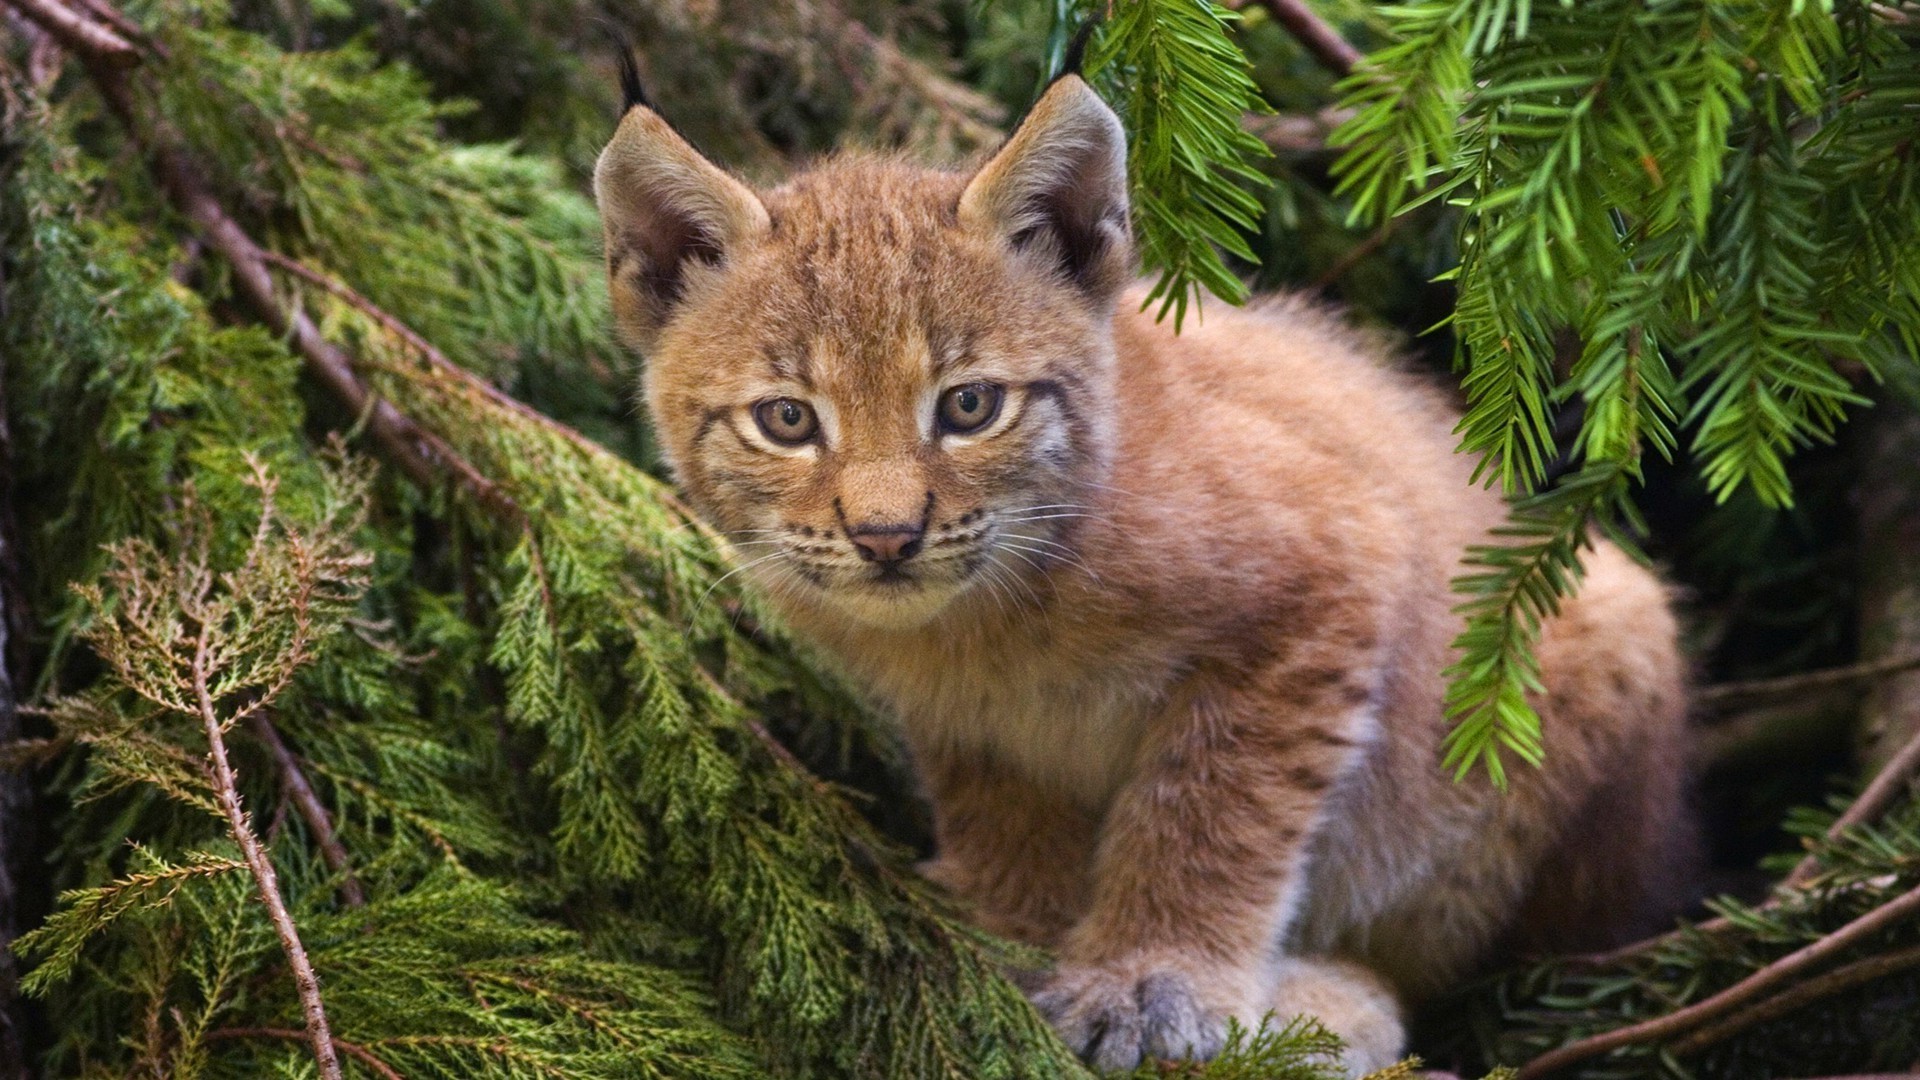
xmin=596 ymin=76 xmax=1692 ymax=1075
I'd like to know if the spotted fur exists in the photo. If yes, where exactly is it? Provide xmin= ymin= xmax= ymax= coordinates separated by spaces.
xmin=595 ymin=76 xmax=1693 ymax=1075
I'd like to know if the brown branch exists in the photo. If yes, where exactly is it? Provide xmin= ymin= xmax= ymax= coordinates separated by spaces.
xmin=1697 ymin=653 xmax=1920 ymax=710
xmin=1234 ymin=0 xmax=1363 ymax=79
xmin=15 ymin=0 xmax=521 ymax=525
xmin=1669 ymin=942 xmax=1920 ymax=1056
xmin=192 ymin=624 xmax=342 ymax=1079
xmin=249 ymin=713 xmax=365 ymax=908
xmin=207 ymin=1027 xmax=402 ymax=1080
xmin=2 ymin=0 xmax=132 ymax=63
xmin=254 ymin=250 xmax=601 ymax=460
xmin=1785 ymin=721 xmax=1920 ymax=887
xmin=1517 ymin=881 xmax=1920 ymax=1078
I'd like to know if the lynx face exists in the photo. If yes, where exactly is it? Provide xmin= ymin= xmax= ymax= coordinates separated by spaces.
xmin=596 ymin=79 xmax=1132 ymax=626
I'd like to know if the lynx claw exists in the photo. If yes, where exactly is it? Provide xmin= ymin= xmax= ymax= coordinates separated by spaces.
xmin=1031 ymin=965 xmax=1226 ymax=1071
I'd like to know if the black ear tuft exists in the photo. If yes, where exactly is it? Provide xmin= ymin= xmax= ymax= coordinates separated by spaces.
xmin=616 ymin=45 xmax=649 ymax=113
xmin=1054 ymin=18 xmax=1098 ymax=84
xmin=596 ymin=20 xmax=651 ymax=113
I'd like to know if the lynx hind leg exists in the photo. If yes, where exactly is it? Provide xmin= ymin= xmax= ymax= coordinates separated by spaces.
xmin=1266 ymin=956 xmax=1405 ymax=1078
xmin=1518 ymin=540 xmax=1696 ymax=952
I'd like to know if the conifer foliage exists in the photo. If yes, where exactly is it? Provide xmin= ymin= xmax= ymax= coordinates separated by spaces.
xmin=1332 ymin=0 xmax=1920 ymax=781
xmin=2 ymin=0 xmax=1918 ymax=1077
xmin=0 ymin=0 xmax=1360 ymax=1076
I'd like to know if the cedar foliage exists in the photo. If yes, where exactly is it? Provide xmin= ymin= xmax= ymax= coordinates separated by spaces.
xmin=1 ymin=0 xmax=1918 ymax=1078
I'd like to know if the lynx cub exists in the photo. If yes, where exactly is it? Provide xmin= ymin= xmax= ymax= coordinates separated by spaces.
xmin=595 ymin=73 xmax=1690 ymax=1074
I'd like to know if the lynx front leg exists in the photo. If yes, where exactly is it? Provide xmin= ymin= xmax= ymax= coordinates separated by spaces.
xmin=916 ymin=747 xmax=1101 ymax=949
xmin=1031 ymin=669 xmax=1377 ymax=1071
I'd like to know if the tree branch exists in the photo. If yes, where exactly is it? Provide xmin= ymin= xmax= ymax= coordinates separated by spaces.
xmin=192 ymin=625 xmax=342 ymax=1080
xmin=1518 ymin=881 xmax=1920 ymax=1078
xmin=1233 ymin=0 xmax=1363 ymax=79
xmin=206 ymin=1027 xmax=401 ymax=1080
xmin=248 ymin=714 xmax=365 ymax=908
xmin=2 ymin=0 xmax=132 ymax=63
xmin=1696 ymin=653 xmax=1920 ymax=711
xmin=1669 ymin=942 xmax=1920 ymax=1056
xmin=14 ymin=2 xmax=522 ymax=524
xmin=1784 ymin=721 xmax=1920 ymax=887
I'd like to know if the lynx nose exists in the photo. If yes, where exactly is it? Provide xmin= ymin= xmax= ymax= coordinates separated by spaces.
xmin=848 ymin=525 xmax=924 ymax=565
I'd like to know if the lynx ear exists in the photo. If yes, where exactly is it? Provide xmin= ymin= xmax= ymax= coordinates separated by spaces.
xmin=594 ymin=107 xmax=769 ymax=349
xmin=958 ymin=75 xmax=1132 ymax=303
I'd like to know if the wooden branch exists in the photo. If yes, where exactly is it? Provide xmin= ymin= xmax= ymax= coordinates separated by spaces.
xmin=249 ymin=714 xmax=365 ymax=908
xmin=1236 ymin=0 xmax=1363 ymax=79
xmin=2 ymin=0 xmax=132 ymax=63
xmin=1517 ymin=881 xmax=1920 ymax=1078
xmin=1669 ymin=942 xmax=1920 ymax=1055
xmin=206 ymin=1027 xmax=402 ymax=1080
xmin=255 ymin=250 xmax=603 ymax=460
xmin=1785 ymin=721 xmax=1920 ymax=887
xmin=12 ymin=0 xmax=522 ymax=525
xmin=1697 ymin=653 xmax=1920 ymax=711
xmin=192 ymin=625 xmax=342 ymax=1079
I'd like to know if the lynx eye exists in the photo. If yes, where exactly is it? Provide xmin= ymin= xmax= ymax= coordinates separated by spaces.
xmin=752 ymin=398 xmax=819 ymax=445
xmin=937 ymin=383 xmax=1004 ymax=435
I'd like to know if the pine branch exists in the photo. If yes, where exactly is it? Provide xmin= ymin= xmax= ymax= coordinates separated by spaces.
xmin=1667 ymin=942 xmax=1920 ymax=1056
xmin=1515 ymin=881 xmax=1920 ymax=1078
xmin=1083 ymin=0 xmax=1274 ymax=326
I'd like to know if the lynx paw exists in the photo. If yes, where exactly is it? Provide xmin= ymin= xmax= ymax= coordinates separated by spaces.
xmin=1030 ymin=960 xmax=1236 ymax=1071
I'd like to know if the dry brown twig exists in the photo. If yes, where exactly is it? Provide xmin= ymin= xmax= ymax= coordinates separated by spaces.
xmin=1227 ymin=0 xmax=1364 ymax=79
xmin=1784 ymin=721 xmax=1920 ymax=887
xmin=249 ymin=713 xmax=366 ymax=908
xmin=206 ymin=1027 xmax=401 ymax=1080
xmin=1697 ymin=653 xmax=1920 ymax=711
xmin=185 ymin=515 xmax=344 ymax=1077
xmin=1518 ymin=881 xmax=1920 ymax=1078
xmin=1668 ymin=942 xmax=1920 ymax=1056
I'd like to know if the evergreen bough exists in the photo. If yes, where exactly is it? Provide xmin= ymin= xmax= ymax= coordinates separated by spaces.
xmin=3 ymin=0 xmax=1918 ymax=1076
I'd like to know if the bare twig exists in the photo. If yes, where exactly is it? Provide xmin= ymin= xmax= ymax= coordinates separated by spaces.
xmin=193 ymin=621 xmax=342 ymax=1079
xmin=1785 ymin=722 xmax=1920 ymax=887
xmin=1518 ymin=882 xmax=1920 ymax=1078
xmin=1669 ymin=942 xmax=1920 ymax=1055
xmin=2 ymin=0 xmax=132 ymax=62
xmin=249 ymin=714 xmax=365 ymax=908
xmin=1697 ymin=653 xmax=1920 ymax=710
xmin=206 ymin=1027 xmax=401 ymax=1080
xmin=1232 ymin=0 xmax=1364 ymax=79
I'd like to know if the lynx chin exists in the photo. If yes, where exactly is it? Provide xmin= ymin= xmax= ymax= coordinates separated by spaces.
xmin=595 ymin=72 xmax=1692 ymax=1075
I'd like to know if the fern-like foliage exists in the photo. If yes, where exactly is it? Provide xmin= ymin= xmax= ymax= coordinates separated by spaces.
xmin=1079 ymin=0 xmax=1274 ymax=326
xmin=1332 ymin=0 xmax=1920 ymax=781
